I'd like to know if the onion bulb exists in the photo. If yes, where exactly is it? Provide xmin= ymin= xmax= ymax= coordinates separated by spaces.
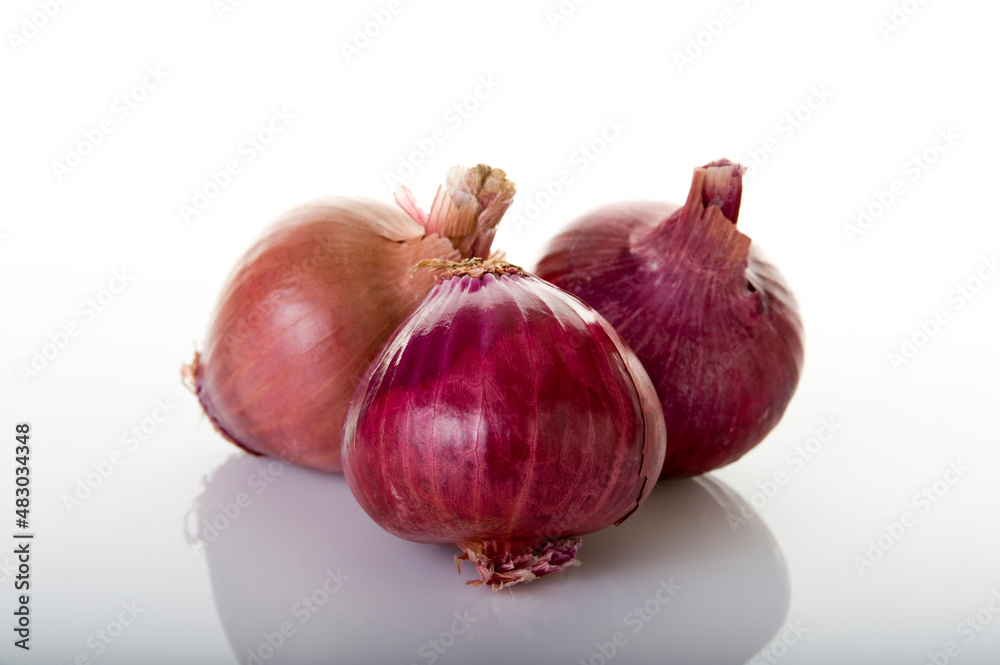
xmin=184 ymin=165 xmax=515 ymax=472
xmin=342 ymin=258 xmax=666 ymax=589
xmin=535 ymin=160 xmax=803 ymax=478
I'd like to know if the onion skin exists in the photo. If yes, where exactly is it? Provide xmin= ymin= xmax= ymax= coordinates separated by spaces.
xmin=535 ymin=160 xmax=803 ymax=478
xmin=342 ymin=260 xmax=666 ymax=589
xmin=186 ymin=166 xmax=514 ymax=473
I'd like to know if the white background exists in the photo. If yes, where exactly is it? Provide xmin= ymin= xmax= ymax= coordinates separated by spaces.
xmin=2 ymin=0 xmax=999 ymax=663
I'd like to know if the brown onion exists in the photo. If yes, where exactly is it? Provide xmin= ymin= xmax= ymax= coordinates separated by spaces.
xmin=184 ymin=165 xmax=515 ymax=472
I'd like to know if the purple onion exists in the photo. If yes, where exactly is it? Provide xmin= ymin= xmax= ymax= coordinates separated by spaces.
xmin=342 ymin=259 xmax=666 ymax=589
xmin=535 ymin=160 xmax=804 ymax=477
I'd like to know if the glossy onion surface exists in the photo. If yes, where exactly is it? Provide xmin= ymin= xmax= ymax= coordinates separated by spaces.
xmin=536 ymin=160 xmax=803 ymax=477
xmin=342 ymin=262 xmax=666 ymax=588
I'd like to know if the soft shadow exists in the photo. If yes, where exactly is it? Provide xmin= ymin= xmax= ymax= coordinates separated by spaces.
xmin=574 ymin=476 xmax=792 ymax=664
xmin=190 ymin=456 xmax=788 ymax=665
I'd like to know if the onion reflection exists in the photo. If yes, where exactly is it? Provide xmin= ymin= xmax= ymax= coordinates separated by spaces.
xmin=190 ymin=456 xmax=788 ymax=664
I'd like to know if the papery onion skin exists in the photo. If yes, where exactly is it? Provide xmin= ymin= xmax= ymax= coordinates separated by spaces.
xmin=185 ymin=166 xmax=514 ymax=473
xmin=535 ymin=160 xmax=803 ymax=478
xmin=342 ymin=259 xmax=666 ymax=589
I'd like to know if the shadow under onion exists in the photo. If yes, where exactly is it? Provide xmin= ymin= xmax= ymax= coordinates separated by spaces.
xmin=188 ymin=456 xmax=789 ymax=665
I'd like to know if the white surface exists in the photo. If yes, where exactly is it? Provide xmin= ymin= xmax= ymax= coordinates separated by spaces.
xmin=2 ymin=1 xmax=999 ymax=663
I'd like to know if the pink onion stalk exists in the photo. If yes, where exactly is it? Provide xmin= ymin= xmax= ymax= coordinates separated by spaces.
xmin=536 ymin=160 xmax=803 ymax=477
xmin=342 ymin=258 xmax=666 ymax=588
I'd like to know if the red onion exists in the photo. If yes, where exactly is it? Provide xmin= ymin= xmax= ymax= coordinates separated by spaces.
xmin=184 ymin=165 xmax=515 ymax=472
xmin=535 ymin=160 xmax=803 ymax=478
xmin=341 ymin=258 xmax=666 ymax=589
